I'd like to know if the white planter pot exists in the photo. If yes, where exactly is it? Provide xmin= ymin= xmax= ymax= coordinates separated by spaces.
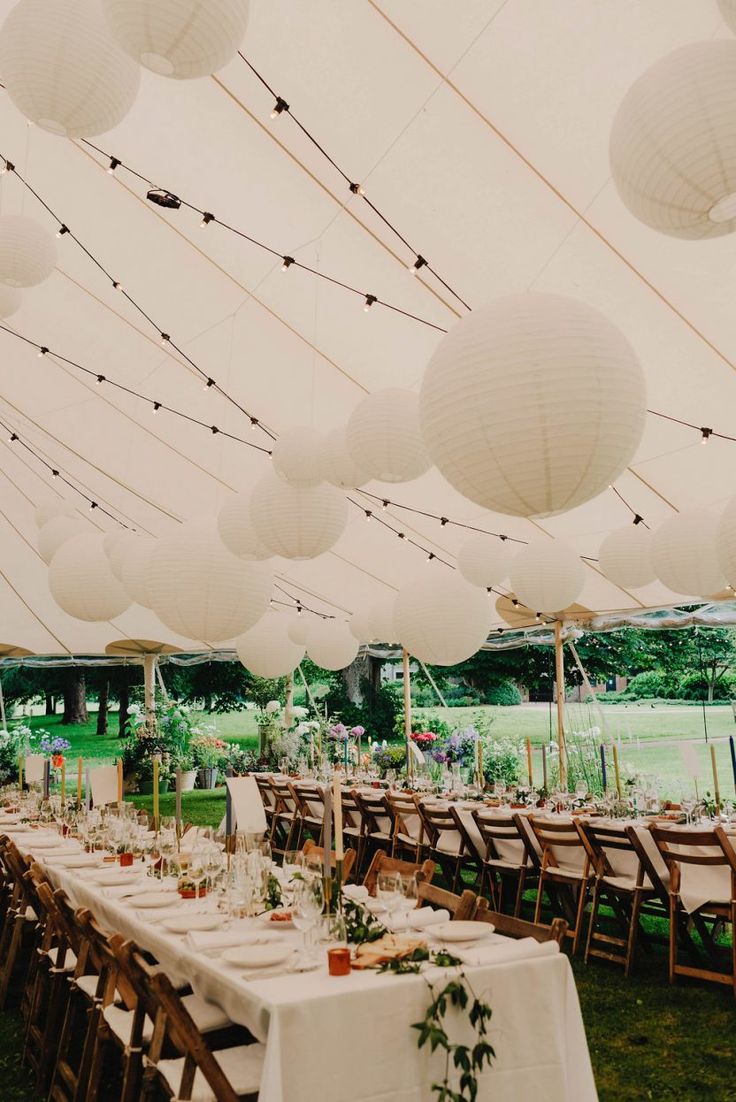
xmin=180 ymin=769 xmax=197 ymax=791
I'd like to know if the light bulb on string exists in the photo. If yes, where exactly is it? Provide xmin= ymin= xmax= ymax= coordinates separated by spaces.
xmin=364 ymin=510 xmax=372 ymax=522
xmin=152 ymin=402 xmax=160 ymax=414
xmin=55 ymin=225 xmax=68 ymax=239
xmin=200 ymin=212 xmax=214 ymax=228
xmin=112 ymin=281 xmax=122 ymax=292
xmin=250 ymin=417 xmax=258 ymax=431
xmin=107 ymin=157 xmax=120 ymax=174
xmin=203 ymin=377 xmax=215 ymax=391
xmin=270 ymin=96 xmax=289 ymax=119
xmin=349 ymin=182 xmax=365 ymax=197
xmin=37 ymin=347 xmax=48 ymax=358
xmin=701 ymin=427 xmax=713 ymax=445
xmin=364 ymin=294 xmax=376 ymax=312
xmin=281 ymin=256 xmax=294 ymax=272
xmin=95 ymin=375 xmax=105 ymax=385
xmin=160 ymin=333 xmax=170 ymax=346
xmin=408 ymin=255 xmax=427 ymax=276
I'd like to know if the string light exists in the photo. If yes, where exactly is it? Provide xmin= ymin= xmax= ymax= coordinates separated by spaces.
xmin=270 ymin=96 xmax=289 ymax=119
xmin=107 ymin=157 xmax=120 ymax=174
xmin=112 ymin=280 xmax=122 ymax=291
xmin=8 ymin=432 xmax=17 ymax=443
xmin=147 ymin=188 xmax=181 ymax=211
xmin=95 ymin=374 xmax=105 ymax=385
xmin=51 ymin=469 xmax=59 ymax=478
xmin=349 ymin=183 xmax=365 ymax=197
xmin=408 ymin=255 xmax=427 ymax=276
xmin=152 ymin=402 xmax=161 ymax=414
xmin=37 ymin=347 xmax=48 ymax=358
xmin=89 ymin=501 xmax=98 ymax=510
xmin=281 ymin=255 xmax=295 ymax=271
xmin=200 ymin=211 xmax=215 ymax=228
xmin=363 ymin=294 xmax=377 ymax=311
xmin=160 ymin=333 xmax=170 ymax=345
xmin=250 ymin=417 xmax=259 ymax=431
xmin=364 ymin=510 xmax=372 ymax=522
xmin=0 ymin=161 xmax=13 ymax=176
xmin=426 ymin=552 xmax=435 ymax=563
xmin=701 ymin=426 xmax=713 ymax=445
xmin=55 ymin=225 xmax=68 ymax=239
xmin=203 ymin=377 xmax=215 ymax=390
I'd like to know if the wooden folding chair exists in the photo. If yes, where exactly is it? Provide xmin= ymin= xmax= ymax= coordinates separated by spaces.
xmin=337 ymin=788 xmax=364 ymax=870
xmin=386 ymin=792 xmax=426 ymax=861
xmin=0 ymin=839 xmax=37 ymax=1009
xmin=254 ymin=775 xmax=276 ymax=832
xmin=267 ymin=778 xmax=300 ymax=855
xmin=417 ymin=802 xmax=472 ymax=893
xmin=474 ymin=898 xmax=567 ymax=946
xmin=291 ymin=784 xmax=325 ymax=849
xmin=417 ymin=880 xmax=477 ymax=921
xmin=472 ymin=809 xmax=536 ymax=916
xmin=354 ymin=791 xmax=395 ymax=874
xmin=362 ymin=851 xmax=436 ymax=897
xmin=528 ymin=816 xmax=591 ymax=954
xmin=302 ymin=839 xmax=356 ymax=882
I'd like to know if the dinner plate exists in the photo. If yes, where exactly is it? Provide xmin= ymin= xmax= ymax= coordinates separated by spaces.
xmin=222 ymin=943 xmax=293 ymax=969
xmin=127 ymin=892 xmax=180 ymax=909
xmin=431 ymin=922 xmax=493 ymax=943
xmin=257 ymin=909 xmax=295 ymax=929
xmin=163 ymin=913 xmax=221 ymax=934
xmin=93 ymin=869 xmax=144 ymax=887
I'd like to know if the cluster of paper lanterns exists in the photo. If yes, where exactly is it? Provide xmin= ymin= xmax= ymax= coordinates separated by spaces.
xmin=0 ymin=0 xmax=250 ymax=140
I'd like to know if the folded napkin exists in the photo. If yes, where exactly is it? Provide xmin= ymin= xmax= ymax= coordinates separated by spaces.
xmin=102 ymin=881 xmax=148 ymax=899
xmin=385 ymin=908 xmax=450 ymax=932
xmin=186 ymin=924 xmax=266 ymax=952
xmin=443 ymin=936 xmax=558 ymax=968
xmin=342 ymin=884 xmax=369 ymax=902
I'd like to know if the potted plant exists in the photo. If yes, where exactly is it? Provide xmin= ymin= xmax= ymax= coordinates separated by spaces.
xmin=176 ymin=749 xmax=198 ymax=791
xmin=191 ymin=734 xmax=227 ymax=788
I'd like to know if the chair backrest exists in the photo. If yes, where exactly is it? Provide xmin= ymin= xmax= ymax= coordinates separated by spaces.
xmin=386 ymin=792 xmax=422 ymax=840
xmin=302 ymin=839 xmax=356 ymax=881
xmin=269 ymin=778 xmax=298 ymax=814
xmin=292 ymin=784 xmax=325 ymax=820
xmin=649 ymin=825 xmax=736 ymax=899
xmin=578 ymin=819 xmax=641 ymax=879
xmin=254 ymin=774 xmax=276 ymax=812
xmin=355 ymin=791 xmax=394 ymax=836
xmin=528 ymin=816 xmax=588 ymax=870
xmin=472 ymin=809 xmax=528 ymax=865
xmin=362 ymin=851 xmax=436 ymax=896
xmin=416 ymin=880 xmax=476 ymax=920
xmin=74 ymin=909 xmax=130 ymax=1009
xmin=339 ymin=788 xmax=362 ymax=831
xmin=474 ymin=898 xmax=567 ymax=946
xmin=418 ymin=802 xmax=468 ymax=857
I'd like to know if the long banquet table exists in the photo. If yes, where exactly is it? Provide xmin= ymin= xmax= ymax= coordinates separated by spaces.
xmin=4 ymin=821 xmax=598 ymax=1102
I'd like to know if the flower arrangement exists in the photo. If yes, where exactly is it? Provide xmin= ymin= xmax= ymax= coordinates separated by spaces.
xmin=432 ymin=726 xmax=478 ymax=767
xmin=410 ymin=731 xmax=439 ymax=747
xmin=0 ymin=726 xmax=31 ymax=784
xmin=38 ymin=734 xmax=72 ymax=767
xmin=190 ymin=734 xmax=228 ymax=769
xmin=372 ymin=743 xmax=406 ymax=776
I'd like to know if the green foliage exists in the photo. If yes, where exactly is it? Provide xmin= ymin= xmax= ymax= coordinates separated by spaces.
xmin=624 ymin=670 xmax=682 ymax=700
xmin=372 ymin=744 xmax=407 ymax=776
xmin=443 ymin=685 xmax=484 ymax=707
xmin=341 ymin=896 xmax=386 ymax=944
xmin=412 ymin=972 xmax=495 ymax=1101
xmin=484 ymin=679 xmax=522 ymax=706
xmin=324 ymin=679 xmax=402 ymax=742
xmin=680 ymin=671 xmax=734 ymax=701
xmin=481 ymin=735 xmax=523 ymax=787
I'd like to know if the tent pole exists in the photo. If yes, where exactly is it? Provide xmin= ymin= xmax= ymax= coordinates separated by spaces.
xmin=403 ymin=649 xmax=412 ymax=778
xmin=156 ymin=663 xmax=170 ymax=705
xmin=296 ymin=664 xmax=321 ymax=718
xmin=284 ymin=672 xmax=294 ymax=729
xmin=554 ymin=622 xmax=566 ymax=788
xmin=0 ymin=674 xmax=6 ymax=732
xmin=418 ymin=660 xmax=448 ymax=707
xmin=143 ymin=654 xmax=156 ymax=734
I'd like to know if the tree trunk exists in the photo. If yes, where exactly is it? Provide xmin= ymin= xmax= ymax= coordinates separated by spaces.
xmin=341 ymin=654 xmax=383 ymax=706
xmin=118 ymin=683 xmax=129 ymax=738
xmin=203 ymin=691 xmax=213 ymax=713
xmin=96 ymin=680 xmax=109 ymax=735
xmin=44 ymin=694 xmax=54 ymax=716
xmin=61 ymin=669 xmax=88 ymax=725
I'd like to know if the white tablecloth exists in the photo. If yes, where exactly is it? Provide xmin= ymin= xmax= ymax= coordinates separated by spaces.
xmin=5 ymin=826 xmax=597 ymax=1102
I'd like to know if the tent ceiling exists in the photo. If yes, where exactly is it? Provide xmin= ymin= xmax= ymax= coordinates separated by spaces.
xmin=0 ymin=0 xmax=734 ymax=656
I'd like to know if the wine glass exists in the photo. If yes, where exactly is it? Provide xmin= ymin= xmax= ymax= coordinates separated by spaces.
xmin=292 ymin=875 xmax=325 ymax=965
xmin=376 ymin=872 xmax=401 ymax=921
xmin=188 ymin=849 xmax=208 ymax=901
xmin=398 ymin=873 xmax=418 ymax=920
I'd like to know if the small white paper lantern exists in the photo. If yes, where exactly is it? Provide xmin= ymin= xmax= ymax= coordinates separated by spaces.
xmin=717 ymin=494 xmax=736 ymax=584
xmin=306 ymin=620 xmax=360 ymax=671
xmin=610 ymin=41 xmax=736 ymax=239
xmin=121 ymin=536 xmax=157 ymax=607
xmin=510 ymin=539 xmax=585 ymax=613
xmin=420 ymin=293 xmax=645 ymax=518
xmin=347 ymin=388 xmax=431 ymax=484
xmin=49 ymin=533 xmax=132 ymax=621
xmin=236 ymin=614 xmax=305 ymax=678
xmin=217 ymin=495 xmax=273 ymax=561
xmin=0 ymin=217 xmax=56 ymax=288
xmin=651 ymin=509 xmax=725 ymax=596
xmin=286 ymin=613 xmax=311 ymax=647
xmin=0 ymin=284 xmax=22 ymax=318
xmin=251 ymin=470 xmax=348 ymax=559
xmin=321 ymin=428 xmax=371 ymax=490
xmin=38 ymin=515 xmax=90 ymax=565
xmin=0 ymin=0 xmax=140 ymax=137
xmin=394 ymin=574 xmax=491 ymax=665
xmin=103 ymin=529 xmax=140 ymax=582
xmin=598 ymin=524 xmax=656 ymax=589
xmin=271 ymin=427 xmax=325 ymax=488
xmin=457 ymin=533 xmax=514 ymax=589
xmin=146 ymin=522 xmax=273 ymax=642
xmin=34 ymin=500 xmax=76 ymax=528
xmin=103 ymin=0 xmax=249 ymax=79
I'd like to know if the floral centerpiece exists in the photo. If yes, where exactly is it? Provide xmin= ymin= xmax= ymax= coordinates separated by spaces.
xmin=38 ymin=733 xmax=70 ymax=767
xmin=190 ymin=733 xmax=227 ymax=788
xmin=0 ymin=725 xmax=34 ymax=785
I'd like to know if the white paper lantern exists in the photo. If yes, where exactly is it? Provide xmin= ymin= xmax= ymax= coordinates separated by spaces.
xmin=0 ymin=0 xmax=140 ymax=137
xmin=394 ymin=574 xmax=491 ymax=665
xmin=251 ymin=470 xmax=348 ymax=559
xmin=34 ymin=500 xmax=76 ymax=529
xmin=103 ymin=0 xmax=249 ymax=79
xmin=306 ymin=620 xmax=360 ymax=671
xmin=146 ymin=522 xmax=273 ymax=642
xmin=610 ymin=41 xmax=736 ymax=239
xmin=457 ymin=533 xmax=514 ymax=589
xmin=349 ymin=606 xmax=375 ymax=643
xmin=347 ymin=388 xmax=431 ymax=484
xmin=321 ymin=428 xmax=371 ymax=490
xmin=0 ymin=284 xmax=22 ymax=318
xmin=38 ymin=515 xmax=91 ymax=565
xmin=651 ymin=509 xmax=725 ymax=596
xmin=121 ymin=536 xmax=157 ymax=607
xmin=217 ymin=495 xmax=273 ymax=561
xmin=717 ymin=494 xmax=736 ymax=584
xmin=420 ymin=294 xmax=645 ymax=518
xmin=510 ymin=539 xmax=585 ymax=613
xmin=49 ymin=533 xmax=132 ymax=621
xmin=0 ymin=217 xmax=56 ymax=288
xmin=286 ymin=613 xmax=311 ymax=647
xmin=719 ymin=0 xmax=736 ymax=33
xmin=598 ymin=524 xmax=656 ymax=589
xmin=348 ymin=599 xmax=398 ymax=644
xmin=271 ymin=427 xmax=325 ymax=488
xmin=236 ymin=614 xmax=305 ymax=678
xmin=103 ymin=529 xmax=140 ymax=582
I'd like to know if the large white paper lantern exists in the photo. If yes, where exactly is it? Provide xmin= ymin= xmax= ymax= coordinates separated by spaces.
xmin=103 ymin=0 xmax=249 ymax=79
xmin=348 ymin=597 xmax=398 ymax=644
xmin=0 ymin=217 xmax=56 ymax=288
xmin=510 ymin=539 xmax=585 ymax=613
xmin=236 ymin=614 xmax=305 ymax=678
xmin=651 ymin=509 xmax=725 ymax=596
xmin=717 ymin=494 xmax=736 ymax=584
xmin=0 ymin=0 xmax=140 ymax=137
xmin=306 ymin=620 xmax=360 ymax=671
xmin=457 ymin=533 xmax=514 ymax=589
xmin=217 ymin=495 xmax=273 ymax=561
xmin=0 ymin=285 xmax=22 ymax=318
xmin=347 ymin=388 xmax=431 ymax=484
xmin=34 ymin=500 xmax=76 ymax=529
xmin=321 ymin=428 xmax=371 ymax=490
xmin=251 ymin=470 xmax=348 ymax=559
xmin=271 ymin=427 xmax=325 ymax=488
xmin=286 ymin=613 xmax=311 ymax=647
xmin=121 ymin=536 xmax=157 ymax=607
xmin=38 ymin=515 xmax=91 ymax=565
xmin=146 ymin=522 xmax=273 ymax=642
xmin=49 ymin=533 xmax=132 ymax=621
xmin=610 ymin=41 xmax=736 ymax=239
xmin=103 ymin=529 xmax=140 ymax=581
xmin=394 ymin=574 xmax=491 ymax=665
xmin=719 ymin=0 xmax=736 ymax=33
xmin=349 ymin=606 xmax=375 ymax=643
xmin=420 ymin=294 xmax=645 ymax=518
xmin=598 ymin=524 xmax=656 ymax=589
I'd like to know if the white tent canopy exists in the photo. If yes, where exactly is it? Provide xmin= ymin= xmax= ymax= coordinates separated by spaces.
xmin=0 ymin=0 xmax=735 ymax=657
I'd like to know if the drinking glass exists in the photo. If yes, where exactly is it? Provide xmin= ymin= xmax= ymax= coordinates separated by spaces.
xmin=188 ymin=850 xmax=208 ymax=900
xmin=398 ymin=873 xmax=418 ymax=919
xmin=292 ymin=875 xmax=325 ymax=963
xmin=376 ymin=872 xmax=401 ymax=919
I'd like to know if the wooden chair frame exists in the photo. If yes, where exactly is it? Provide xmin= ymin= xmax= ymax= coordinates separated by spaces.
xmin=417 ymin=880 xmax=477 ymax=921
xmin=528 ymin=816 xmax=591 ymax=955
xmin=472 ymin=809 xmax=535 ymax=917
xmin=475 ymin=897 xmax=568 ymax=947
xmin=361 ymin=851 xmax=436 ymax=897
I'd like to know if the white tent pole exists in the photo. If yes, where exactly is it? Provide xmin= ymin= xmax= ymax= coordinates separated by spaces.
xmin=0 ymin=675 xmax=6 ymax=732
xmin=296 ymin=664 xmax=321 ymax=718
xmin=418 ymin=660 xmax=448 ymax=707
xmin=403 ymin=649 xmax=413 ymax=778
xmin=156 ymin=663 xmax=170 ymax=705
xmin=284 ymin=672 xmax=294 ymax=728
xmin=555 ymin=623 xmax=566 ymax=788
xmin=143 ymin=654 xmax=156 ymax=733
xmin=568 ymin=642 xmax=608 ymax=739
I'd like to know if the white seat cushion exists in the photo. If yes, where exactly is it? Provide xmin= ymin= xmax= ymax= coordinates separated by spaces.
xmin=156 ymin=1042 xmax=266 ymax=1101
xmin=74 ymin=974 xmax=100 ymax=999
xmin=543 ymin=864 xmax=585 ymax=880
xmin=47 ymin=946 xmax=77 ymax=971
xmin=602 ymin=873 xmax=653 ymax=893
xmin=182 ymin=994 xmax=232 ymax=1034
xmin=397 ymin=832 xmax=420 ymax=848
xmin=485 ymin=857 xmax=525 ymax=871
xmin=103 ymin=1004 xmax=153 ymax=1046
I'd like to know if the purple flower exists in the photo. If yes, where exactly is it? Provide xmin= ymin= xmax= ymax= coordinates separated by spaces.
xmin=350 ymin=726 xmax=365 ymax=737
xmin=432 ymin=749 xmax=448 ymax=765
xmin=328 ymin=723 xmax=349 ymax=741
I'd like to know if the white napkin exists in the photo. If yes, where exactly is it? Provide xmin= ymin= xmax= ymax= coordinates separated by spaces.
xmin=385 ymin=908 xmax=450 ymax=932
xmin=102 ymin=881 xmax=148 ymax=899
xmin=444 ymin=936 xmax=558 ymax=968
xmin=342 ymin=884 xmax=369 ymax=902
xmin=186 ymin=924 xmax=266 ymax=952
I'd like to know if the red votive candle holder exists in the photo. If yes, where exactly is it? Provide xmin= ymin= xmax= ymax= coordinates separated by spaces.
xmin=327 ymin=948 xmax=351 ymax=976
xmin=119 ymin=852 xmax=133 ymax=867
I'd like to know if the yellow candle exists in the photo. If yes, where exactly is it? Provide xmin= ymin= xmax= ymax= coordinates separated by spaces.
xmin=76 ymin=757 xmax=83 ymax=805
xmin=60 ymin=759 xmax=66 ymax=803
xmin=333 ymin=770 xmax=343 ymax=860
xmin=710 ymin=744 xmax=721 ymax=812
xmin=526 ymin=738 xmax=533 ymax=786
xmin=18 ymin=755 xmax=22 ymax=791
xmin=612 ymin=744 xmax=622 ymax=799
xmin=117 ymin=759 xmax=123 ymax=805
xmin=478 ymin=738 xmax=483 ymax=787
xmin=153 ymin=755 xmax=160 ymax=824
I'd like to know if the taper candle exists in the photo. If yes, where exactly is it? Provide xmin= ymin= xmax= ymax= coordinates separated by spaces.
xmin=85 ymin=767 xmax=91 ymax=810
xmin=526 ymin=738 xmax=533 ymax=786
xmin=117 ymin=759 xmax=123 ymax=805
xmin=542 ymin=745 xmax=548 ymax=791
xmin=730 ymin=735 xmax=736 ymax=794
xmin=225 ymin=766 xmax=233 ymax=837
xmin=612 ymin=744 xmax=622 ymax=799
xmin=710 ymin=744 xmax=721 ymax=812
xmin=333 ymin=770 xmax=343 ymax=860
xmin=61 ymin=758 xmax=66 ymax=804
xmin=76 ymin=757 xmax=82 ymax=805
xmin=152 ymin=755 xmax=160 ymax=823
xmin=322 ymin=784 xmax=332 ymax=880
xmin=175 ymin=768 xmax=182 ymax=835
xmin=43 ymin=759 xmax=50 ymax=799
xmin=18 ymin=755 xmax=22 ymax=792
xmin=600 ymin=744 xmax=607 ymax=791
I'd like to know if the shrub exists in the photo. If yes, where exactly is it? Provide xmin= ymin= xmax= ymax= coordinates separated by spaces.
xmin=481 ymin=735 xmax=523 ymax=787
xmin=624 ymin=670 xmax=681 ymax=700
xmin=444 ymin=684 xmax=483 ymax=706
xmin=484 ymin=680 xmax=522 ymax=706
xmin=681 ymin=672 xmax=735 ymax=701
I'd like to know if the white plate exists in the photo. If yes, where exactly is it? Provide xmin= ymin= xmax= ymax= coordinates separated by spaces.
xmin=127 ymin=892 xmax=180 ymax=909
xmin=431 ymin=921 xmax=493 ymax=943
xmin=93 ymin=869 xmax=144 ymax=887
xmin=163 ymin=913 xmax=221 ymax=934
xmin=222 ymin=943 xmax=293 ymax=969
xmin=257 ymin=909 xmax=295 ymax=929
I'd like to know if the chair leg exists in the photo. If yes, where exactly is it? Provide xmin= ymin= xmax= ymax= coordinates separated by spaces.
xmin=668 ymin=893 xmax=678 ymax=985
xmin=533 ymin=874 xmax=545 ymax=926
xmin=625 ymin=889 xmax=644 ymax=977
xmin=513 ymin=868 xmax=527 ymax=919
xmin=0 ymin=912 xmax=26 ymax=1009
xmin=571 ymin=878 xmax=589 ymax=957
xmin=584 ymin=879 xmax=602 ymax=965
